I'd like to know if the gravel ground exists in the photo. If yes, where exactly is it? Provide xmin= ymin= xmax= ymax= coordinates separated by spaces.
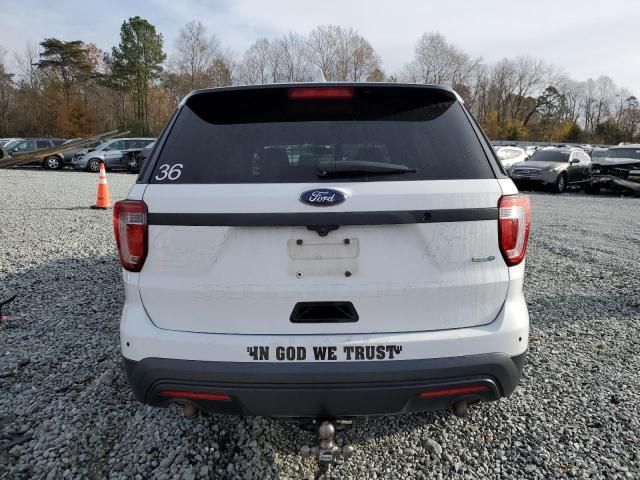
xmin=0 ymin=169 xmax=639 ymax=479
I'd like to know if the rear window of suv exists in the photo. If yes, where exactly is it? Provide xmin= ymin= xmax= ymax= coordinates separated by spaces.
xmin=150 ymin=86 xmax=494 ymax=184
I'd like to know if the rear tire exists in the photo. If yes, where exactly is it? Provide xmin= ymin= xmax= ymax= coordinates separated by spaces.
xmin=43 ymin=156 xmax=62 ymax=170
xmin=87 ymin=158 xmax=101 ymax=173
xmin=552 ymin=173 xmax=566 ymax=194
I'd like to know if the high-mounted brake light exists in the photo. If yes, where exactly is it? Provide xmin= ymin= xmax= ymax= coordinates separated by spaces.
xmin=113 ymin=200 xmax=148 ymax=272
xmin=498 ymin=195 xmax=531 ymax=266
xmin=288 ymin=87 xmax=354 ymax=100
xmin=160 ymin=391 xmax=231 ymax=401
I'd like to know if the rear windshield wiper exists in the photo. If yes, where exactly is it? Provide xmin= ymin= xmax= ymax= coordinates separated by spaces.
xmin=317 ymin=160 xmax=417 ymax=177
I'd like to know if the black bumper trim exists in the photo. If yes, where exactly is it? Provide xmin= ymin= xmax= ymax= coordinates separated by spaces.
xmin=147 ymin=208 xmax=498 ymax=227
xmin=124 ymin=352 xmax=526 ymax=418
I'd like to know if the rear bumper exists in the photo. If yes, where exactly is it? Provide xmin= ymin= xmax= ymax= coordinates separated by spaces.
xmin=123 ymin=352 xmax=526 ymax=418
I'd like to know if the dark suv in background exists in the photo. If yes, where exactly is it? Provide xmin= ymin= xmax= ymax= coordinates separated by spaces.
xmin=510 ymin=147 xmax=591 ymax=193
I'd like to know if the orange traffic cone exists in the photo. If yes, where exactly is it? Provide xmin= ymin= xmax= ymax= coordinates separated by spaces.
xmin=91 ymin=162 xmax=111 ymax=209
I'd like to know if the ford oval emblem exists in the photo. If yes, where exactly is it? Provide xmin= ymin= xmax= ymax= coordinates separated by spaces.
xmin=299 ymin=188 xmax=346 ymax=207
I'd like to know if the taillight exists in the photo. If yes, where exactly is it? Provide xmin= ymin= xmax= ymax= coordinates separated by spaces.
xmin=498 ymin=195 xmax=531 ymax=266
xmin=288 ymin=87 xmax=354 ymax=100
xmin=113 ymin=200 xmax=148 ymax=272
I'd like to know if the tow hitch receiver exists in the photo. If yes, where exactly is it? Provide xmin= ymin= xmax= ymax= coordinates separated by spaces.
xmin=300 ymin=420 xmax=355 ymax=466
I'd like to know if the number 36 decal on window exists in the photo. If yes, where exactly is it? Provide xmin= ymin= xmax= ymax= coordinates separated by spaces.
xmin=155 ymin=163 xmax=183 ymax=181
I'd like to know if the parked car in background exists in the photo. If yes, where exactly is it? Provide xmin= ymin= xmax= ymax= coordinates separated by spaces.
xmin=123 ymin=142 xmax=155 ymax=173
xmin=589 ymin=144 xmax=640 ymax=194
xmin=590 ymin=147 xmax=609 ymax=161
xmin=579 ymin=144 xmax=593 ymax=155
xmin=5 ymin=138 xmax=68 ymax=168
xmin=510 ymin=147 xmax=591 ymax=193
xmin=494 ymin=146 xmax=528 ymax=173
xmin=71 ymin=138 xmax=155 ymax=172
xmin=40 ymin=139 xmax=106 ymax=170
xmin=0 ymin=138 xmax=22 ymax=147
xmin=3 ymin=139 xmax=24 ymax=150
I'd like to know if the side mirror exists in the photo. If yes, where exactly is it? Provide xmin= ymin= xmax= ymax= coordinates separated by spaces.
xmin=103 ymin=147 xmax=111 ymax=151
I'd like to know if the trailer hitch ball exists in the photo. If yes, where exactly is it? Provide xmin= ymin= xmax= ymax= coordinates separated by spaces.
xmin=318 ymin=421 xmax=335 ymax=440
xmin=299 ymin=420 xmax=355 ymax=466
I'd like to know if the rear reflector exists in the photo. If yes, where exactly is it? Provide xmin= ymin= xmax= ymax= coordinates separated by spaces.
xmin=498 ymin=194 xmax=531 ymax=266
xmin=113 ymin=200 xmax=148 ymax=272
xmin=160 ymin=391 xmax=231 ymax=401
xmin=288 ymin=87 xmax=354 ymax=100
xmin=420 ymin=385 xmax=490 ymax=399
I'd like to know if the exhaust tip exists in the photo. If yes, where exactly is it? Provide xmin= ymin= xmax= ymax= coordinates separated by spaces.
xmin=453 ymin=400 xmax=468 ymax=418
xmin=182 ymin=403 xmax=199 ymax=419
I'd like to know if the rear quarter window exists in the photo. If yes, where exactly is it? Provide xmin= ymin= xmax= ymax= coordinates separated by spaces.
xmin=530 ymin=150 xmax=570 ymax=162
xmin=150 ymin=86 xmax=495 ymax=184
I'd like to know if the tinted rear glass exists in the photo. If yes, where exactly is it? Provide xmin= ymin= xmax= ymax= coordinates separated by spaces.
xmin=151 ymin=86 xmax=494 ymax=184
xmin=530 ymin=150 xmax=570 ymax=162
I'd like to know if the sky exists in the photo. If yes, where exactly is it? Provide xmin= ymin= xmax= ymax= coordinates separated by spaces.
xmin=1 ymin=0 xmax=639 ymax=93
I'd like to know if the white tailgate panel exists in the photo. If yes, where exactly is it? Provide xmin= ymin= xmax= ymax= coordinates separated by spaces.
xmin=139 ymin=180 xmax=509 ymax=335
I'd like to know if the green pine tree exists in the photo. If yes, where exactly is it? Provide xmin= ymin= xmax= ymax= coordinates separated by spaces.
xmin=111 ymin=17 xmax=166 ymax=135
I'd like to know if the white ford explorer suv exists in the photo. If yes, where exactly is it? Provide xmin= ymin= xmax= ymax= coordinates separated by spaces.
xmin=115 ymin=84 xmax=530 ymax=443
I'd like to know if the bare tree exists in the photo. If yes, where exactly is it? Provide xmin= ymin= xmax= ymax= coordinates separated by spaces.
xmin=613 ymin=87 xmax=632 ymax=122
xmin=0 ymin=46 xmax=14 ymax=135
xmin=175 ymin=21 xmax=221 ymax=88
xmin=307 ymin=25 xmax=340 ymax=80
xmin=594 ymin=75 xmax=615 ymax=127
xmin=238 ymin=38 xmax=272 ymax=84
xmin=275 ymin=32 xmax=311 ymax=82
xmin=582 ymin=78 xmax=598 ymax=131
xmin=349 ymin=34 xmax=380 ymax=81
xmin=556 ymin=76 xmax=584 ymax=123
xmin=165 ymin=20 xmax=233 ymax=101
xmin=3 ymin=26 xmax=640 ymax=142
xmin=404 ymin=32 xmax=480 ymax=87
xmin=307 ymin=25 xmax=381 ymax=81
xmin=13 ymin=43 xmax=44 ymax=135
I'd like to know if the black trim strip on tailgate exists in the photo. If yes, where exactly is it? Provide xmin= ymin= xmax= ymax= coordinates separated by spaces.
xmin=148 ymin=208 xmax=498 ymax=226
